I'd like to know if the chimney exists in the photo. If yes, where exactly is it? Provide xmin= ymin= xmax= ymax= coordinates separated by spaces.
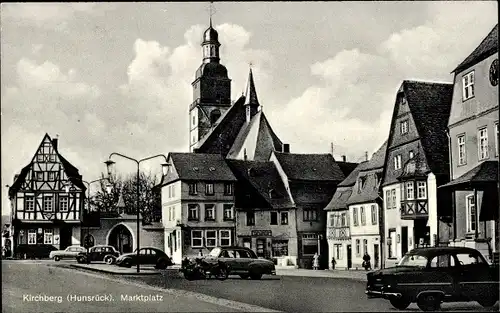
xmin=365 ymin=151 xmax=369 ymax=161
xmin=52 ymin=136 xmax=59 ymax=151
xmin=283 ymin=144 xmax=290 ymax=153
xmin=330 ymin=142 xmax=334 ymax=156
xmin=342 ymin=155 xmax=346 ymax=162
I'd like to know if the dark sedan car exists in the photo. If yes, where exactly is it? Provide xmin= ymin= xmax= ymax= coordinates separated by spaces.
xmin=366 ymin=246 xmax=499 ymax=311
xmin=115 ymin=247 xmax=173 ymax=269
xmin=76 ymin=245 xmax=120 ymax=264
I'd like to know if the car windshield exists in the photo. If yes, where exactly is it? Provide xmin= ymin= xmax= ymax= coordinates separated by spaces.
xmin=398 ymin=254 xmax=428 ymax=267
xmin=209 ymin=247 xmax=221 ymax=257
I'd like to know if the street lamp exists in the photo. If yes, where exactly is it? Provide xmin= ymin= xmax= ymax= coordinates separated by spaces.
xmin=105 ymin=153 xmax=169 ymax=273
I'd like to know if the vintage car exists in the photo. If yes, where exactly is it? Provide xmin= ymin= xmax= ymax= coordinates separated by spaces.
xmin=185 ymin=246 xmax=276 ymax=280
xmin=49 ymin=245 xmax=86 ymax=261
xmin=366 ymin=246 xmax=499 ymax=311
xmin=115 ymin=247 xmax=173 ymax=269
xmin=76 ymin=245 xmax=120 ymax=264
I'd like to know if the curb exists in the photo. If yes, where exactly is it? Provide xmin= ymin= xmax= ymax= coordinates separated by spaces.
xmin=70 ymin=264 xmax=161 ymax=276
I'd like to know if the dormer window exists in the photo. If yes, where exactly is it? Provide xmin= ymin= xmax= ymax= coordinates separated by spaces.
xmin=400 ymin=120 xmax=409 ymax=135
xmin=462 ymin=71 xmax=475 ymax=101
xmin=205 ymin=183 xmax=214 ymax=195
xmin=409 ymin=151 xmax=414 ymax=159
xmin=394 ymin=155 xmax=402 ymax=170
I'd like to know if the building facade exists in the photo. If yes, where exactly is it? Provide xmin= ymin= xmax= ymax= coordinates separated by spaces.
xmin=442 ymin=24 xmax=499 ymax=262
xmin=381 ymin=81 xmax=454 ymax=267
xmin=8 ymin=134 xmax=86 ymax=258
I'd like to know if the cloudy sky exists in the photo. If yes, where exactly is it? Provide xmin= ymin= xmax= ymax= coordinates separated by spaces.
xmin=1 ymin=2 xmax=498 ymax=212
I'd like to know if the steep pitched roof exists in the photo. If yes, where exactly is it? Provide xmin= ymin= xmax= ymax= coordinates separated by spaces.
xmin=245 ymin=68 xmax=260 ymax=107
xmin=162 ymin=153 xmax=236 ymax=184
xmin=336 ymin=161 xmax=359 ymax=177
xmin=273 ymin=152 xmax=345 ymax=181
xmin=8 ymin=134 xmax=86 ymax=197
xmin=227 ymin=159 xmax=294 ymax=209
xmin=403 ymin=81 xmax=453 ymax=177
xmin=453 ymin=24 xmax=498 ymax=74
xmin=324 ymin=186 xmax=353 ymax=211
xmin=364 ymin=140 xmax=387 ymax=170
xmin=338 ymin=161 xmax=370 ymax=187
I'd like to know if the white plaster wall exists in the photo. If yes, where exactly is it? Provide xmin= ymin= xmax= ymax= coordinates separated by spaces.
xmin=427 ymin=173 xmax=438 ymax=247
xmin=71 ymin=226 xmax=81 ymax=245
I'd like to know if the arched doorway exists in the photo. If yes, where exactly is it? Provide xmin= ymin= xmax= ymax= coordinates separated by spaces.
xmin=83 ymin=234 xmax=95 ymax=248
xmin=107 ymin=224 xmax=133 ymax=254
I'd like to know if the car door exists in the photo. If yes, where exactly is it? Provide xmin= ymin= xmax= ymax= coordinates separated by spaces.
xmin=235 ymin=249 xmax=253 ymax=271
xmin=90 ymin=247 xmax=100 ymax=261
xmin=146 ymin=249 xmax=157 ymax=265
xmin=219 ymin=249 xmax=238 ymax=272
xmin=455 ymin=251 xmax=495 ymax=300
xmin=425 ymin=253 xmax=458 ymax=297
xmin=138 ymin=248 xmax=148 ymax=264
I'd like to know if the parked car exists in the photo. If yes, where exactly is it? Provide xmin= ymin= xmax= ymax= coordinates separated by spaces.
xmin=49 ymin=245 xmax=86 ymax=261
xmin=76 ymin=245 xmax=120 ymax=264
xmin=188 ymin=246 xmax=276 ymax=280
xmin=365 ymin=246 xmax=500 ymax=311
xmin=115 ymin=247 xmax=173 ymax=269
xmin=16 ymin=244 xmax=58 ymax=259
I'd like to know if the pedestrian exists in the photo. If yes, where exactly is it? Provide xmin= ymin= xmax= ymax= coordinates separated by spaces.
xmin=198 ymin=249 xmax=203 ymax=257
xmin=362 ymin=252 xmax=371 ymax=271
xmin=312 ymin=252 xmax=319 ymax=270
xmin=331 ymin=256 xmax=336 ymax=270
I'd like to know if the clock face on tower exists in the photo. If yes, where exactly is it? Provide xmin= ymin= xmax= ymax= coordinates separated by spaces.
xmin=489 ymin=59 xmax=499 ymax=86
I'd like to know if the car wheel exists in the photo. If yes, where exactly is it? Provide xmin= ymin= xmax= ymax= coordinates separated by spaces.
xmin=104 ymin=256 xmax=115 ymax=265
xmin=156 ymin=259 xmax=168 ymax=270
xmin=477 ymin=297 xmax=498 ymax=308
xmin=239 ymin=274 xmax=249 ymax=279
xmin=54 ymin=256 xmax=60 ymax=262
xmin=122 ymin=259 xmax=132 ymax=268
xmin=417 ymin=294 xmax=441 ymax=312
xmin=77 ymin=256 xmax=85 ymax=264
xmin=390 ymin=296 xmax=411 ymax=310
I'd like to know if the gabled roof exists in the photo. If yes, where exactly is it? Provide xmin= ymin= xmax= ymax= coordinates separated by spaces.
xmin=336 ymin=161 xmax=359 ymax=178
xmin=161 ymin=153 xmax=236 ymax=184
xmin=8 ymin=133 xmax=86 ymax=198
xmin=227 ymin=159 xmax=294 ymax=209
xmin=324 ymin=186 xmax=352 ymax=211
xmin=273 ymin=152 xmax=345 ymax=181
xmin=453 ymin=24 xmax=498 ymax=74
xmin=363 ymin=140 xmax=387 ymax=171
xmin=338 ymin=161 xmax=370 ymax=187
xmin=403 ymin=81 xmax=453 ymax=177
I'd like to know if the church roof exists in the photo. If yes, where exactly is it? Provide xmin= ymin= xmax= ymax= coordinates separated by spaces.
xmin=273 ymin=152 xmax=345 ymax=181
xmin=195 ymin=62 xmax=228 ymax=79
xmin=244 ymin=68 xmax=259 ymax=107
xmin=203 ymin=26 xmax=219 ymax=43
xmin=453 ymin=24 xmax=498 ymax=74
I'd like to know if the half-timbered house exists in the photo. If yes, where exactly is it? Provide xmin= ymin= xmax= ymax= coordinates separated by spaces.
xmin=8 ymin=134 xmax=86 ymax=258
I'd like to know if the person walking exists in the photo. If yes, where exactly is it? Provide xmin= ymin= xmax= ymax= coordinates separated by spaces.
xmin=331 ymin=256 xmax=336 ymax=270
xmin=313 ymin=252 xmax=319 ymax=270
xmin=362 ymin=252 xmax=372 ymax=271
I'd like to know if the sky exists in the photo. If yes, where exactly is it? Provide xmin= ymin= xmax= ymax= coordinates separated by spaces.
xmin=1 ymin=2 xmax=498 ymax=214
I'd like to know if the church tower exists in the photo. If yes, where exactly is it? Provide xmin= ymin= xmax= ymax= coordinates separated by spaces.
xmin=189 ymin=17 xmax=232 ymax=152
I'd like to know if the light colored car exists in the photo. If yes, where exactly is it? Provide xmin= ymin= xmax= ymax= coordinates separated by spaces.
xmin=49 ymin=245 xmax=86 ymax=261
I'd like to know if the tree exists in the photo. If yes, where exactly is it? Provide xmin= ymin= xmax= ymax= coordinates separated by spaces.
xmin=91 ymin=171 xmax=162 ymax=224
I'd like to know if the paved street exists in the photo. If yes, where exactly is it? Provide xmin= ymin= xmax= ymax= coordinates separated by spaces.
xmin=1 ymin=260 xmax=275 ymax=313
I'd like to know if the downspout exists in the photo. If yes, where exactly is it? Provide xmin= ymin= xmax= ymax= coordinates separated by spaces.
xmin=446 ymin=130 xmax=457 ymax=242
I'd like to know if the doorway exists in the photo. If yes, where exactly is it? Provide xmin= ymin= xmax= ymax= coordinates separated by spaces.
xmin=347 ymin=244 xmax=352 ymax=268
xmin=401 ymin=226 xmax=408 ymax=256
xmin=374 ymin=244 xmax=379 ymax=269
xmin=59 ymin=226 xmax=72 ymax=249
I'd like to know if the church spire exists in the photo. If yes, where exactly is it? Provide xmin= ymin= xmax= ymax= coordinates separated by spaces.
xmin=244 ymin=66 xmax=260 ymax=107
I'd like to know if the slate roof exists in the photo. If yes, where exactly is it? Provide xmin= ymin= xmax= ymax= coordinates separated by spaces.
xmin=453 ymin=24 xmax=498 ymax=74
xmin=8 ymin=134 xmax=86 ymax=198
xmin=162 ymin=153 xmax=236 ymax=184
xmin=324 ymin=186 xmax=353 ymax=211
xmin=398 ymin=152 xmax=430 ymax=181
xmin=403 ymin=81 xmax=454 ymax=177
xmin=338 ymin=161 xmax=370 ymax=187
xmin=337 ymin=161 xmax=359 ymax=177
xmin=273 ymin=152 xmax=345 ymax=181
xmin=227 ymin=159 xmax=294 ymax=209
xmin=439 ymin=160 xmax=498 ymax=189
xmin=364 ymin=140 xmax=387 ymax=170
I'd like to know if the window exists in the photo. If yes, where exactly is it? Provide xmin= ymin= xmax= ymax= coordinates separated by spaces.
xmin=388 ymin=229 xmax=396 ymax=258
xmin=353 ymin=208 xmax=358 ymax=226
xmin=270 ymin=211 xmax=278 ymax=225
xmin=400 ymin=120 xmax=409 ymax=134
xmin=37 ymin=155 xmax=44 ymax=162
xmin=478 ymin=127 xmax=489 ymax=160
xmin=47 ymin=172 xmax=55 ymax=181
xmin=363 ymin=239 xmax=368 ymax=255
xmin=355 ymin=239 xmax=360 ymax=256
xmin=28 ymin=229 xmax=37 ymax=245
xmin=246 ymin=211 xmax=255 ymax=226
xmin=49 ymin=154 xmax=55 ymax=162
xmin=189 ymin=183 xmax=198 ymax=195
xmin=191 ymin=230 xmax=203 ymax=248
xmin=205 ymin=230 xmax=217 ymax=247
xmin=386 ymin=190 xmax=392 ymax=210
xmin=43 ymin=196 xmax=53 ymax=212
xmin=458 ymin=135 xmax=466 ymax=165
xmin=341 ymin=213 xmax=347 ymax=226
xmin=171 ymin=185 xmax=175 ymax=198
xmin=303 ymin=209 xmax=318 ymax=221
xmin=223 ymin=204 xmax=233 ymax=220
xmin=192 ymin=115 xmax=196 ymax=126
xmin=405 ymin=181 xmax=414 ymax=200
xmin=205 ymin=204 xmax=215 ymax=221
xmin=188 ymin=204 xmax=199 ymax=221
xmin=272 ymin=240 xmax=288 ymax=257
xmin=394 ymin=155 xmax=402 ymax=170
xmin=466 ymin=194 xmax=476 ymax=233
xmin=219 ymin=230 xmax=231 ymax=246
xmin=462 ymin=70 xmax=475 ymax=101
xmin=192 ymin=136 xmax=196 ymax=144
xmin=371 ymin=205 xmax=377 ymax=225
xmin=360 ymin=206 xmax=366 ymax=225
xmin=25 ymin=196 xmax=35 ymax=211
xmin=35 ymin=172 xmax=43 ymax=181
xmin=409 ymin=151 xmax=414 ymax=159
xmin=417 ymin=181 xmax=427 ymax=199
xmin=430 ymin=254 xmax=453 ymax=268
xmin=205 ymin=183 xmax=214 ymax=195
xmin=281 ymin=212 xmax=289 ymax=225
xmin=44 ymin=229 xmax=53 ymax=244
xmin=59 ymin=197 xmax=69 ymax=212
xmin=334 ymin=244 xmax=342 ymax=259
xmin=224 ymin=183 xmax=233 ymax=195
xmin=329 ymin=213 xmax=335 ymax=227
xmin=495 ymin=123 xmax=499 ymax=156
xmin=391 ymin=189 xmax=397 ymax=210
xmin=455 ymin=253 xmax=484 ymax=266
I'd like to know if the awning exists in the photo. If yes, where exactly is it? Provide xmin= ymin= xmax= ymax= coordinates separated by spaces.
xmin=439 ymin=161 xmax=498 ymax=190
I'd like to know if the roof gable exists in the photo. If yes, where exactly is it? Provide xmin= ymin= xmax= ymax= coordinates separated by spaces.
xmin=453 ymin=24 xmax=498 ymax=74
xmin=324 ymin=186 xmax=353 ymax=211
xmin=274 ymin=152 xmax=345 ymax=181
xmin=338 ymin=161 xmax=370 ymax=187
xmin=346 ymin=168 xmax=383 ymax=205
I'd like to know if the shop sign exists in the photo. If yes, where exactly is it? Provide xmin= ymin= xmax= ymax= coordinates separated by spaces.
xmin=251 ymin=230 xmax=272 ymax=237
